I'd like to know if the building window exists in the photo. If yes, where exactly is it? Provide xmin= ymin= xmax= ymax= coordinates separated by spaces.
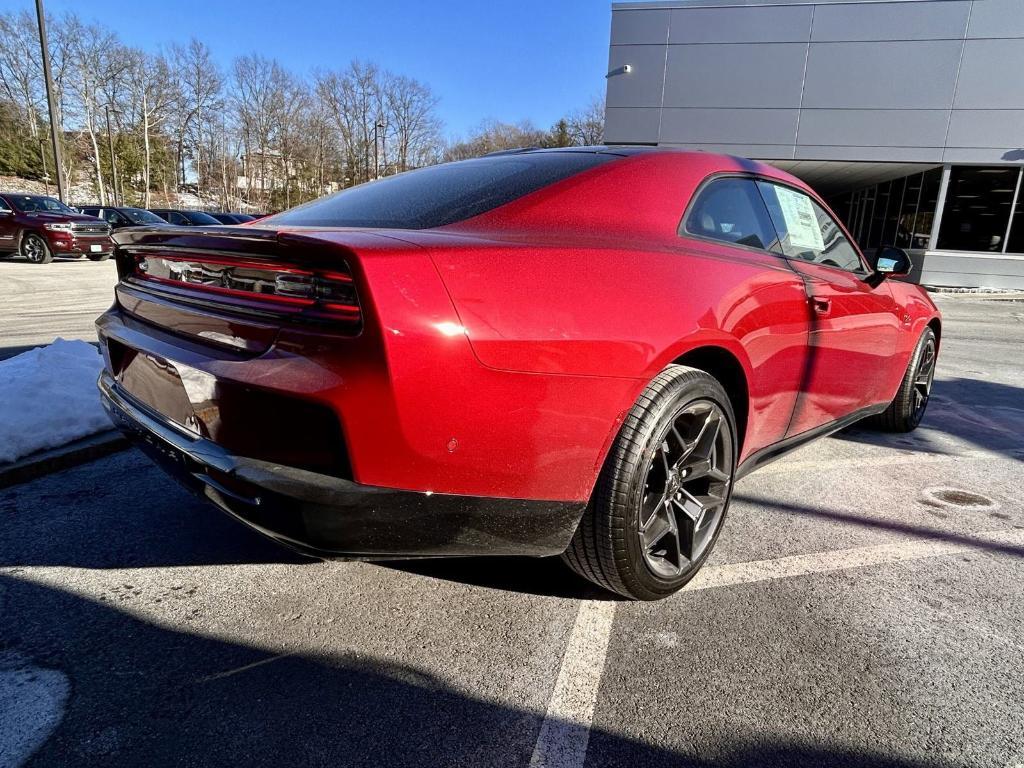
xmin=936 ymin=167 xmax=1020 ymax=252
xmin=1009 ymin=190 xmax=1024 ymax=255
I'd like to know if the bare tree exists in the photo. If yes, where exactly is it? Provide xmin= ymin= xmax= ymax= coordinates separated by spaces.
xmin=386 ymin=74 xmax=441 ymax=172
xmin=65 ymin=16 xmax=130 ymax=205
xmin=0 ymin=11 xmax=44 ymax=138
xmin=170 ymin=39 xmax=223 ymax=198
xmin=567 ymin=96 xmax=605 ymax=146
xmin=233 ymin=54 xmax=286 ymax=208
xmin=122 ymin=50 xmax=174 ymax=206
xmin=443 ymin=119 xmax=548 ymax=161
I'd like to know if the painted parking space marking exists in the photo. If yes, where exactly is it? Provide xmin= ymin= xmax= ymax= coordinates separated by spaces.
xmin=528 ymin=525 xmax=1024 ymax=768
xmin=529 ymin=600 xmax=616 ymax=768
xmin=686 ymin=527 xmax=1024 ymax=592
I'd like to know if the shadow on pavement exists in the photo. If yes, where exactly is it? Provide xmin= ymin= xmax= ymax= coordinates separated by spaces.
xmin=383 ymin=555 xmax=615 ymax=601
xmin=0 ymin=451 xmax=307 ymax=569
xmin=835 ymin=377 xmax=1024 ymax=461
xmin=0 ymin=573 xmax=953 ymax=768
xmin=734 ymin=493 xmax=1024 ymax=560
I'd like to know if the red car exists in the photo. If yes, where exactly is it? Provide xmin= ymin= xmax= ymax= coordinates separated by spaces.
xmin=96 ymin=148 xmax=940 ymax=600
xmin=0 ymin=193 xmax=113 ymax=263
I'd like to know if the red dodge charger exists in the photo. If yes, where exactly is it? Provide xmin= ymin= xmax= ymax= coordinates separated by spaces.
xmin=97 ymin=147 xmax=940 ymax=599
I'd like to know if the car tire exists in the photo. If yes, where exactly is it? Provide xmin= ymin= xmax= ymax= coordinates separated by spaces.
xmin=866 ymin=327 xmax=938 ymax=433
xmin=21 ymin=233 xmax=52 ymax=264
xmin=562 ymin=365 xmax=737 ymax=600
xmin=86 ymin=252 xmax=111 ymax=261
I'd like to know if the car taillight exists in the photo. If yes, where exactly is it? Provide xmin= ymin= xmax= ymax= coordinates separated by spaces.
xmin=127 ymin=252 xmax=360 ymax=326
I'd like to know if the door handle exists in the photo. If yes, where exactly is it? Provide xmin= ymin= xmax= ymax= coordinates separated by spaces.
xmin=811 ymin=297 xmax=831 ymax=315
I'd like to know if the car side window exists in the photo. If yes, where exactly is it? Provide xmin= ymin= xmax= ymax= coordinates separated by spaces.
xmin=169 ymin=212 xmax=188 ymax=225
xmin=0 ymin=198 xmax=11 ymax=212
xmin=757 ymin=181 xmax=865 ymax=274
xmin=683 ymin=177 xmax=778 ymax=252
xmin=103 ymin=210 xmax=127 ymax=226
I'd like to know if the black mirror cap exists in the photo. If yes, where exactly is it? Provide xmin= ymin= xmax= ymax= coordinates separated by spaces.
xmin=874 ymin=245 xmax=912 ymax=278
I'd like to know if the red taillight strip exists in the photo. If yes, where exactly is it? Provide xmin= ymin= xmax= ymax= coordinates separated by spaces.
xmin=144 ymin=253 xmax=354 ymax=283
xmin=141 ymin=274 xmax=317 ymax=307
xmin=126 ymin=250 xmax=361 ymax=323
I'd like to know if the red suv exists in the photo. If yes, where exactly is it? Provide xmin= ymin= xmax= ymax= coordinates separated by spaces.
xmin=96 ymin=148 xmax=940 ymax=599
xmin=0 ymin=193 xmax=113 ymax=263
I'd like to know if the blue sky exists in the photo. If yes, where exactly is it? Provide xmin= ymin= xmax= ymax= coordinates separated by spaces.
xmin=7 ymin=0 xmax=613 ymax=139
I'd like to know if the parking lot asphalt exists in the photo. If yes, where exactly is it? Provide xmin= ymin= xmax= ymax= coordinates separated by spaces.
xmin=0 ymin=259 xmax=117 ymax=359
xmin=1 ymin=293 xmax=1023 ymax=767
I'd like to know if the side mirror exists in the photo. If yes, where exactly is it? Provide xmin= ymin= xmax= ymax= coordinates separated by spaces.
xmin=874 ymin=245 xmax=912 ymax=278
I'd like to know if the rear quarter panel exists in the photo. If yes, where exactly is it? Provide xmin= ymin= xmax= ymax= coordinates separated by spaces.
xmin=427 ymin=235 xmax=811 ymax=462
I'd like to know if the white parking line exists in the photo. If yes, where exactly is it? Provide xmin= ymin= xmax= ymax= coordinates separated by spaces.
xmin=530 ymin=525 xmax=1024 ymax=768
xmin=529 ymin=600 xmax=616 ymax=768
xmin=687 ymin=527 xmax=1024 ymax=592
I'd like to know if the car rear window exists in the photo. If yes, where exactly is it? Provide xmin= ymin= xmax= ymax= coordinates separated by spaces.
xmin=264 ymin=152 xmax=617 ymax=229
xmin=184 ymin=211 xmax=223 ymax=225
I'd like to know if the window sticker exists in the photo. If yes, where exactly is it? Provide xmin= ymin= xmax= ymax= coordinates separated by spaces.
xmin=775 ymin=186 xmax=825 ymax=251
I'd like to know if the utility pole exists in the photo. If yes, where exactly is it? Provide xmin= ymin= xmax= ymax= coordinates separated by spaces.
xmin=35 ymin=0 xmax=66 ymax=203
xmin=38 ymin=138 xmax=50 ymax=195
xmin=104 ymin=105 xmax=120 ymax=205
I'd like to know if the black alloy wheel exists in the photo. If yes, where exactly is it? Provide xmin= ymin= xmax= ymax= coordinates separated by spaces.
xmin=21 ymin=233 xmax=52 ymax=264
xmin=868 ymin=327 xmax=938 ymax=432
xmin=563 ymin=365 xmax=737 ymax=600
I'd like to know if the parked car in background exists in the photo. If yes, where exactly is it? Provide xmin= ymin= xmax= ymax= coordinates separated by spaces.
xmin=148 ymin=209 xmax=223 ymax=226
xmin=0 ymin=192 xmax=112 ymax=263
xmin=209 ymin=212 xmax=257 ymax=225
xmin=97 ymin=147 xmax=941 ymax=600
xmin=78 ymin=205 xmax=176 ymax=230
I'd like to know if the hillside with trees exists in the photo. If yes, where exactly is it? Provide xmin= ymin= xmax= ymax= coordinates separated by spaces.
xmin=0 ymin=10 xmax=604 ymax=212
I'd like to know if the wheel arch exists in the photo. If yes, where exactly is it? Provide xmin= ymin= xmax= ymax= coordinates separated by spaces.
xmin=671 ymin=345 xmax=749 ymax=458
xmin=927 ymin=316 xmax=942 ymax=347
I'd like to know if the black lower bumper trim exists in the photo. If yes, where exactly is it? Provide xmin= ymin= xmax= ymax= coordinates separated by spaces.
xmin=98 ymin=372 xmax=585 ymax=559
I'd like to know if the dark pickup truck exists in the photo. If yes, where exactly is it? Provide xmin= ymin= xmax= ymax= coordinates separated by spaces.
xmin=0 ymin=193 xmax=113 ymax=264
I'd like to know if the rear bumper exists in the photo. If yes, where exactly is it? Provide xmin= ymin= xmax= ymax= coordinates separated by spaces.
xmin=98 ymin=371 xmax=584 ymax=559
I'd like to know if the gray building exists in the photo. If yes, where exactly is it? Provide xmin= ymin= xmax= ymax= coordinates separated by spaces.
xmin=604 ymin=0 xmax=1024 ymax=288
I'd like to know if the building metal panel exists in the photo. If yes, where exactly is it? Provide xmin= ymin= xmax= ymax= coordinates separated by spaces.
xmin=793 ymin=145 xmax=945 ymax=163
xmin=802 ymin=40 xmax=962 ymax=110
xmin=796 ymin=109 xmax=949 ymax=148
xmin=966 ymin=0 xmax=1024 ymax=38
xmin=668 ymin=5 xmax=812 ymax=43
xmin=658 ymin=142 xmax=797 ymax=159
xmin=952 ymin=39 xmax=1024 ymax=109
xmin=610 ymin=8 xmax=671 ymax=45
xmin=660 ymin=108 xmax=799 ymax=145
xmin=941 ymin=147 xmax=1024 ymax=164
xmin=663 ymin=43 xmax=808 ymax=108
xmin=606 ymin=45 xmax=669 ymax=108
xmin=810 ymin=1 xmax=970 ymax=42
xmin=604 ymin=107 xmax=662 ymax=144
xmin=946 ymin=110 xmax=1024 ymax=150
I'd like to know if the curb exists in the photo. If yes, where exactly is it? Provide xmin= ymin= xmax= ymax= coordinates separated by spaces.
xmin=926 ymin=288 xmax=1024 ymax=301
xmin=0 ymin=430 xmax=130 ymax=489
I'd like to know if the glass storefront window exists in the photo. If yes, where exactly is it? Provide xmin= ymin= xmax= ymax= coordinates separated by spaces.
xmin=910 ymin=168 xmax=941 ymax=249
xmin=936 ymin=167 xmax=1019 ymax=252
xmin=1009 ymin=190 xmax=1024 ymax=254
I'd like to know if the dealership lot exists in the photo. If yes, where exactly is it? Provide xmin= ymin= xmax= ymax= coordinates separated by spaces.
xmin=0 ymin=259 xmax=117 ymax=359
xmin=1 ymin=290 xmax=1022 ymax=766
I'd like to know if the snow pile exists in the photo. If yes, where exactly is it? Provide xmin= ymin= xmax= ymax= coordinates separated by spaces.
xmin=0 ymin=339 xmax=110 ymax=464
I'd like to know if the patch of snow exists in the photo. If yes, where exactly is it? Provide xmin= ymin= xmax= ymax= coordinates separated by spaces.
xmin=0 ymin=654 xmax=70 ymax=768
xmin=0 ymin=339 xmax=110 ymax=464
